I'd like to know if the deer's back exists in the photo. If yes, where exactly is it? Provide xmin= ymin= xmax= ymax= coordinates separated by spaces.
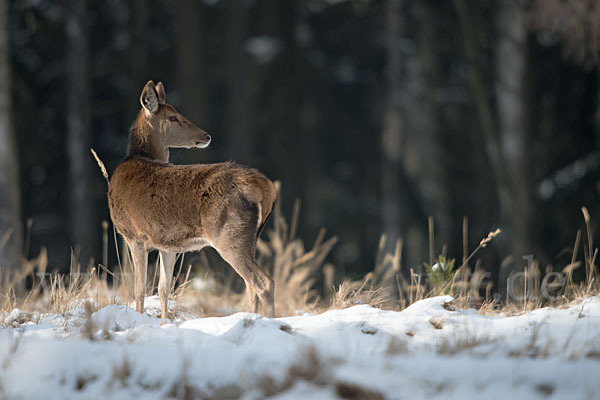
xmin=108 ymin=158 xmax=275 ymax=251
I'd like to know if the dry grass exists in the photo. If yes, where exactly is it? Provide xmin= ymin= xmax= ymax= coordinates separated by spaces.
xmin=256 ymin=345 xmax=385 ymax=399
xmin=0 ymin=197 xmax=598 ymax=320
xmin=437 ymin=332 xmax=496 ymax=355
xmin=68 ymin=344 xmax=381 ymax=399
xmin=258 ymin=197 xmax=338 ymax=315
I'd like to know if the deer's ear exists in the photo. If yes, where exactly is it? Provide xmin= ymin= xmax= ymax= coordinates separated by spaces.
xmin=155 ymin=82 xmax=166 ymax=104
xmin=140 ymin=80 xmax=159 ymax=114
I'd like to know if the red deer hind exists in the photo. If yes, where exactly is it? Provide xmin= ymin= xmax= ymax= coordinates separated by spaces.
xmin=108 ymin=81 xmax=276 ymax=320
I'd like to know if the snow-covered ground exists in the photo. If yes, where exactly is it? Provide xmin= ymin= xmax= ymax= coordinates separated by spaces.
xmin=1 ymin=296 xmax=600 ymax=399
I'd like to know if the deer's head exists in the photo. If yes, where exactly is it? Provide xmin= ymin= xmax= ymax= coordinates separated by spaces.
xmin=139 ymin=80 xmax=211 ymax=150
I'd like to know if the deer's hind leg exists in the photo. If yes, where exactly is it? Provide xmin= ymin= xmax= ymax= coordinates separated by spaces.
xmin=246 ymin=285 xmax=259 ymax=313
xmin=214 ymin=223 xmax=274 ymax=315
xmin=219 ymin=247 xmax=274 ymax=316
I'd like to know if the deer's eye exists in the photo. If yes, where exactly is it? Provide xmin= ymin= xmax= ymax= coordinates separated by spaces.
xmin=169 ymin=116 xmax=178 ymax=122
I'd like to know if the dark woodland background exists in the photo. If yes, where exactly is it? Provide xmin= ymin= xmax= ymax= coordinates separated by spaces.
xmin=1 ymin=0 xmax=600 ymax=292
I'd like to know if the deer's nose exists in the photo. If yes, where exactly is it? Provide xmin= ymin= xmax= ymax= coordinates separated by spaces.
xmin=205 ymin=134 xmax=211 ymax=142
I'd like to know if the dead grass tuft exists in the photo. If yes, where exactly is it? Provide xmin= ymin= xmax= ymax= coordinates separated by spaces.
xmin=279 ymin=323 xmax=294 ymax=334
xmin=111 ymin=356 xmax=132 ymax=387
xmin=201 ymin=385 xmax=242 ymax=400
xmin=258 ymin=346 xmax=326 ymax=397
xmin=80 ymin=301 xmax=98 ymax=341
xmin=437 ymin=333 xmax=496 ymax=355
xmin=258 ymin=345 xmax=384 ymax=399
xmin=429 ymin=317 xmax=444 ymax=330
xmin=75 ymin=372 xmax=98 ymax=391
xmin=507 ymin=322 xmax=556 ymax=359
xmin=386 ymin=336 xmax=409 ymax=355
xmin=535 ymin=382 xmax=555 ymax=397
xmin=336 ymin=382 xmax=385 ymax=400
xmin=586 ymin=349 xmax=600 ymax=359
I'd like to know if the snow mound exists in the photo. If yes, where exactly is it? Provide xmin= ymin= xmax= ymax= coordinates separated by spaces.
xmin=401 ymin=294 xmax=454 ymax=315
xmin=182 ymin=312 xmax=295 ymax=345
xmin=92 ymin=304 xmax=159 ymax=331
xmin=1 ymin=295 xmax=599 ymax=399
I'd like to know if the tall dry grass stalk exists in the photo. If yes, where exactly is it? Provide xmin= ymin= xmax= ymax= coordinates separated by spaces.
xmin=256 ymin=189 xmax=338 ymax=315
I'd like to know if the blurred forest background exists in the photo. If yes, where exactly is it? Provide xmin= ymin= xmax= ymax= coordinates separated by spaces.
xmin=0 ymin=0 xmax=599 ymax=294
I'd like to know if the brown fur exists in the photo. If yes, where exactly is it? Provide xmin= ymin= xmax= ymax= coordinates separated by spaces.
xmin=109 ymin=159 xmax=276 ymax=252
xmin=107 ymin=81 xmax=276 ymax=319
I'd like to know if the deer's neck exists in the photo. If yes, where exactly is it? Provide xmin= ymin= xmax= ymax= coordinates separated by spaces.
xmin=126 ymin=111 xmax=169 ymax=162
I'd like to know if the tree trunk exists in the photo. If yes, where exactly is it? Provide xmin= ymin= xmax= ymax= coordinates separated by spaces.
xmin=174 ymin=0 xmax=204 ymax=125
xmin=293 ymin=1 xmax=322 ymax=232
xmin=495 ymin=0 xmax=531 ymax=284
xmin=402 ymin=2 xmax=448 ymax=264
xmin=226 ymin=0 xmax=252 ymax=164
xmin=127 ymin=0 xmax=147 ymax=119
xmin=66 ymin=0 xmax=95 ymax=264
xmin=454 ymin=0 xmax=531 ymax=288
xmin=381 ymin=0 xmax=405 ymax=249
xmin=0 ymin=0 xmax=23 ymax=268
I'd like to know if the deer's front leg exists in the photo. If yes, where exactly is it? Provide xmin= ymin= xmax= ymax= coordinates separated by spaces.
xmin=128 ymin=241 xmax=148 ymax=314
xmin=158 ymin=251 xmax=177 ymax=323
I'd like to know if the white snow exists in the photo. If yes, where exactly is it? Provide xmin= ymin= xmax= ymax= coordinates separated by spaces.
xmin=431 ymin=262 xmax=446 ymax=272
xmin=1 ymin=295 xmax=599 ymax=399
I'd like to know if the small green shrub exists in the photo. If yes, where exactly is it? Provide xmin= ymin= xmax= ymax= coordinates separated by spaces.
xmin=424 ymin=256 xmax=456 ymax=293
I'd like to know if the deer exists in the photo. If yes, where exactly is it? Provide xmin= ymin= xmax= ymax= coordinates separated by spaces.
xmin=108 ymin=80 xmax=276 ymax=321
